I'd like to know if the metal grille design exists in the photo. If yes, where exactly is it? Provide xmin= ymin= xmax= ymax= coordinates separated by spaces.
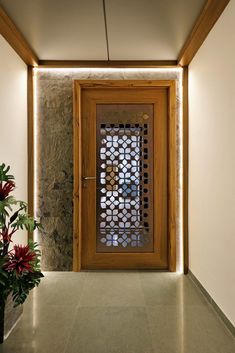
xmin=96 ymin=105 xmax=153 ymax=252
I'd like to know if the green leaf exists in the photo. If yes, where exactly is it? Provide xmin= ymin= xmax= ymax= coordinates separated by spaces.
xmin=11 ymin=271 xmax=44 ymax=306
xmin=0 ymin=196 xmax=18 ymax=217
xmin=11 ymin=213 xmax=41 ymax=232
xmin=18 ymin=201 xmax=27 ymax=212
xmin=0 ymin=164 xmax=14 ymax=182
xmin=9 ymin=202 xmax=27 ymax=224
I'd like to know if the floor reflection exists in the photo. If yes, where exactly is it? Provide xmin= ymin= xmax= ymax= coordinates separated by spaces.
xmin=0 ymin=272 xmax=234 ymax=353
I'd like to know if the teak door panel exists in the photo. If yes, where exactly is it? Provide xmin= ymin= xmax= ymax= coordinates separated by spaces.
xmin=73 ymin=80 xmax=177 ymax=271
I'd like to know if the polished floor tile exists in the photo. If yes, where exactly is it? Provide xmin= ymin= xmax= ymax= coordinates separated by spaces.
xmin=139 ymin=272 xmax=207 ymax=306
xmin=65 ymin=306 xmax=153 ymax=353
xmin=79 ymin=271 xmax=145 ymax=307
xmin=147 ymin=304 xmax=235 ymax=353
xmin=27 ymin=271 xmax=86 ymax=307
xmin=1 ymin=305 xmax=77 ymax=353
xmin=0 ymin=272 xmax=234 ymax=353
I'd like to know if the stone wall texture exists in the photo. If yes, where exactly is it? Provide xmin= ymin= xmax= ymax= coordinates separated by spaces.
xmin=37 ymin=69 xmax=182 ymax=271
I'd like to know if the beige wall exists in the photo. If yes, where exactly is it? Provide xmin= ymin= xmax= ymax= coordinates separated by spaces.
xmin=188 ymin=1 xmax=235 ymax=325
xmin=0 ymin=34 xmax=28 ymax=245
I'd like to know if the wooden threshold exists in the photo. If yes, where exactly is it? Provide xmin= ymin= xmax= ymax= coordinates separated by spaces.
xmin=0 ymin=5 xmax=38 ymax=66
xmin=178 ymin=0 xmax=230 ymax=66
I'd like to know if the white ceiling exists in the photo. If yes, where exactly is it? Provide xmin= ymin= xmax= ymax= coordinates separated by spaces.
xmin=0 ymin=0 xmax=206 ymax=60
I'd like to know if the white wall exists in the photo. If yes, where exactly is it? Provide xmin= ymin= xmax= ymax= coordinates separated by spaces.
xmin=188 ymin=0 xmax=235 ymax=325
xmin=0 ymin=35 xmax=28 ymax=245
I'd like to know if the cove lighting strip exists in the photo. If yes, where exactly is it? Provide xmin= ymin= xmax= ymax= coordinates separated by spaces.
xmin=33 ymin=67 xmax=183 ymax=273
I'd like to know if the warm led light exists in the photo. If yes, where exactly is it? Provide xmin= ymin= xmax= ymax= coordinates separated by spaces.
xmin=178 ymin=71 xmax=184 ymax=274
xmin=33 ymin=69 xmax=39 ymax=244
xmin=34 ymin=67 xmax=182 ymax=73
xmin=33 ymin=67 xmax=183 ymax=272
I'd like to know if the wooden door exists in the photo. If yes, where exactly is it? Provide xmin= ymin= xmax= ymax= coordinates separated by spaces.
xmin=74 ymin=80 xmax=176 ymax=270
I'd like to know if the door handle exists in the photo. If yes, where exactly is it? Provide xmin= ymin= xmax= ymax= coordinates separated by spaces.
xmin=82 ymin=176 xmax=96 ymax=180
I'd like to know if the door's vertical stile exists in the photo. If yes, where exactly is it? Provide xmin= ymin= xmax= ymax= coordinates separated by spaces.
xmin=81 ymin=91 xmax=88 ymax=268
xmin=82 ymin=95 xmax=97 ymax=267
xmin=163 ymin=91 xmax=168 ymax=262
xmin=73 ymin=82 xmax=81 ymax=271
xmin=89 ymin=100 xmax=98 ymax=261
xmin=154 ymin=92 xmax=168 ymax=264
xmin=153 ymin=101 xmax=161 ymax=256
xmin=153 ymin=102 xmax=158 ymax=255
xmin=162 ymin=92 xmax=168 ymax=264
xmin=81 ymin=91 xmax=90 ymax=267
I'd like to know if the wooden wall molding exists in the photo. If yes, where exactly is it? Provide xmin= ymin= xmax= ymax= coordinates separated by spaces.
xmin=178 ymin=0 xmax=230 ymax=66
xmin=182 ymin=67 xmax=189 ymax=274
xmin=0 ymin=6 xmax=38 ymax=66
xmin=38 ymin=60 xmax=178 ymax=68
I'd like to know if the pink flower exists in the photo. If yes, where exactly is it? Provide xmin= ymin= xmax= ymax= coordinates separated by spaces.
xmin=5 ymin=245 xmax=36 ymax=275
xmin=0 ymin=181 xmax=15 ymax=200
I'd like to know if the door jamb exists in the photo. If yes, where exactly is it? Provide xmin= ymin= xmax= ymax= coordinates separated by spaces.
xmin=73 ymin=80 xmax=177 ymax=272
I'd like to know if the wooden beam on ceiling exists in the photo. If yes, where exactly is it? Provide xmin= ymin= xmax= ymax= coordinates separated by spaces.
xmin=38 ymin=60 xmax=178 ymax=68
xmin=178 ymin=0 xmax=230 ymax=66
xmin=0 ymin=5 xmax=38 ymax=66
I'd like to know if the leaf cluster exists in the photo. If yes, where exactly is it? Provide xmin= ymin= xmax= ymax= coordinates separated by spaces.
xmin=0 ymin=164 xmax=14 ymax=182
xmin=0 ymin=241 xmax=44 ymax=307
xmin=0 ymin=164 xmax=44 ymax=308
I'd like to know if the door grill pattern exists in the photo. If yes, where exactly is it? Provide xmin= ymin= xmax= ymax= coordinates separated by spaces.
xmin=96 ymin=105 xmax=154 ymax=252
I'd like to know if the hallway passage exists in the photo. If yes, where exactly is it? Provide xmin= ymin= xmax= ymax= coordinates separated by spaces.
xmin=0 ymin=272 xmax=234 ymax=353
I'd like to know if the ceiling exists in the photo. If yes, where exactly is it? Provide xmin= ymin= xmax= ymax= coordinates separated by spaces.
xmin=0 ymin=0 xmax=206 ymax=61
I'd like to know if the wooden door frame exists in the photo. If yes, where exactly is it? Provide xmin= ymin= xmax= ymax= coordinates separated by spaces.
xmin=73 ymin=80 xmax=177 ymax=272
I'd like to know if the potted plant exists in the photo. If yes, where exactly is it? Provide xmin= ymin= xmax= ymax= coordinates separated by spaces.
xmin=0 ymin=163 xmax=43 ymax=343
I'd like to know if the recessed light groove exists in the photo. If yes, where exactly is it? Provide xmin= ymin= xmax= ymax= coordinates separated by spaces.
xmin=103 ymin=0 xmax=110 ymax=61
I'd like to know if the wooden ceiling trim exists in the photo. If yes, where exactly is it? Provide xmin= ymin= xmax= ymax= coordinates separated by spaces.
xmin=178 ymin=0 xmax=230 ymax=66
xmin=38 ymin=60 xmax=178 ymax=68
xmin=0 ymin=6 xmax=38 ymax=66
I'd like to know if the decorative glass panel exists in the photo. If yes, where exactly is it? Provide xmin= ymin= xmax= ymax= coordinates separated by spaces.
xmin=96 ymin=105 xmax=153 ymax=252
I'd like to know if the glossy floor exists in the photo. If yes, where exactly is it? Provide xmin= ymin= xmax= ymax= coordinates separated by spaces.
xmin=0 ymin=272 xmax=234 ymax=353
